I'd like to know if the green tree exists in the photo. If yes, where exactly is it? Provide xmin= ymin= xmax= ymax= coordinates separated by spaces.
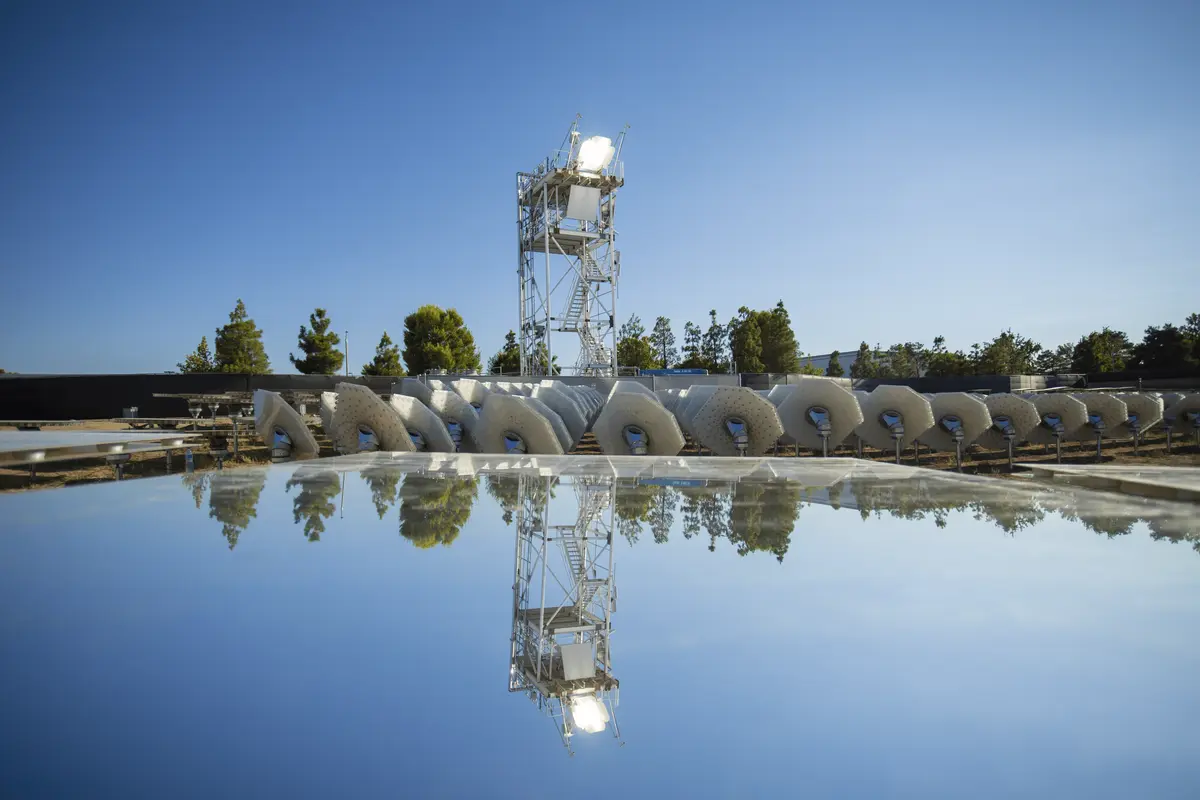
xmin=402 ymin=305 xmax=481 ymax=375
xmin=758 ymin=301 xmax=800 ymax=373
xmin=728 ymin=307 xmax=765 ymax=372
xmin=398 ymin=475 xmax=478 ymax=548
xmin=1033 ymin=342 xmax=1074 ymax=374
xmin=678 ymin=321 xmax=705 ymax=369
xmin=701 ymin=310 xmax=729 ymax=373
xmin=531 ymin=341 xmax=561 ymax=375
xmin=361 ymin=331 xmax=406 ymax=376
xmin=924 ymin=336 xmax=973 ymax=377
xmin=798 ymin=356 xmax=823 ymax=376
xmin=177 ymin=335 xmax=216 ymax=373
xmin=362 ymin=468 xmax=402 ymax=519
xmin=849 ymin=341 xmax=879 ymax=378
xmin=616 ymin=314 xmax=655 ymax=370
xmin=969 ymin=330 xmax=1041 ymax=375
xmin=825 ymin=350 xmax=844 ymax=377
xmin=1132 ymin=323 xmax=1196 ymax=370
xmin=649 ymin=316 xmax=678 ymax=368
xmin=1071 ymin=328 xmax=1133 ymax=373
xmin=289 ymin=308 xmax=344 ymax=375
xmin=881 ymin=342 xmax=924 ymax=378
xmin=214 ymin=299 xmax=271 ymax=374
xmin=487 ymin=330 xmax=522 ymax=375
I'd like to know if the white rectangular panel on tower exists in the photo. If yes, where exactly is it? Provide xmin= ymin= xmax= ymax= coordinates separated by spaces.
xmin=566 ymin=185 xmax=601 ymax=221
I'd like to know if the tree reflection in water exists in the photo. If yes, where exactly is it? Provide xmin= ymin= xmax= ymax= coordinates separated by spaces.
xmin=728 ymin=481 xmax=802 ymax=562
xmin=362 ymin=468 xmax=402 ymax=520
xmin=181 ymin=472 xmax=210 ymax=510
xmin=398 ymin=475 xmax=479 ymax=549
xmin=208 ymin=472 xmax=268 ymax=550
xmin=286 ymin=469 xmax=341 ymax=542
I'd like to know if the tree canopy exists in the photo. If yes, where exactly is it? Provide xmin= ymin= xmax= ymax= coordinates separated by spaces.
xmin=487 ymin=330 xmax=521 ymax=375
xmin=825 ymin=350 xmax=844 ymax=377
xmin=649 ymin=317 xmax=678 ymax=369
xmin=177 ymin=336 xmax=216 ymax=373
xmin=361 ymin=331 xmax=406 ymax=376
xmin=290 ymin=308 xmax=344 ymax=375
xmin=616 ymin=314 xmax=655 ymax=370
xmin=402 ymin=305 xmax=481 ymax=375
xmin=214 ymin=299 xmax=271 ymax=374
xmin=1071 ymin=328 xmax=1133 ymax=373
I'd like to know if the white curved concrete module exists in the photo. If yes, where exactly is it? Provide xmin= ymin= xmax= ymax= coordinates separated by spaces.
xmin=450 ymin=378 xmax=489 ymax=410
xmin=331 ymin=382 xmax=414 ymax=453
xmin=526 ymin=396 xmax=573 ymax=452
xmin=1027 ymin=394 xmax=1088 ymax=445
xmin=1165 ymin=394 xmax=1200 ymax=432
xmin=921 ymin=392 xmax=993 ymax=453
xmin=592 ymin=392 xmax=685 ymax=456
xmin=394 ymin=377 xmax=433 ymax=407
xmin=691 ymin=386 xmax=784 ymax=457
xmin=475 ymin=394 xmax=565 ymax=455
xmin=427 ymin=389 xmax=482 ymax=452
xmin=976 ymin=394 xmax=1040 ymax=450
xmin=856 ymin=386 xmax=935 ymax=451
xmin=1159 ymin=392 xmax=1184 ymax=410
xmin=532 ymin=385 xmax=588 ymax=447
xmin=1113 ymin=393 xmax=1163 ymax=439
xmin=252 ymin=390 xmax=320 ymax=459
xmin=388 ymin=394 xmax=456 ymax=452
xmin=673 ymin=385 xmax=718 ymax=438
xmin=1070 ymin=393 xmax=1128 ymax=441
xmin=318 ymin=391 xmax=338 ymax=437
xmin=777 ymin=377 xmax=863 ymax=451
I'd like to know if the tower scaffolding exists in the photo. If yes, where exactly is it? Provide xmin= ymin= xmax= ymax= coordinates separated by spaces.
xmin=509 ymin=474 xmax=621 ymax=754
xmin=517 ymin=117 xmax=627 ymax=376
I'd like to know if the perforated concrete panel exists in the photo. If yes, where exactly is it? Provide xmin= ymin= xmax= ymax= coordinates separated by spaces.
xmin=1070 ymin=394 xmax=1128 ymax=441
xmin=476 ymin=394 xmax=565 ymax=455
xmin=532 ymin=385 xmax=588 ymax=447
xmin=252 ymin=390 xmax=320 ymax=459
xmin=1113 ymin=393 xmax=1163 ymax=439
xmin=1027 ymin=394 xmax=1088 ymax=445
xmin=526 ymin=396 xmax=573 ymax=452
xmin=777 ymin=377 xmax=864 ymax=451
xmin=331 ymin=382 xmax=414 ymax=453
xmin=427 ymin=389 xmax=481 ymax=452
xmin=920 ymin=392 xmax=993 ymax=452
xmin=388 ymin=394 xmax=456 ymax=452
xmin=691 ymin=387 xmax=784 ymax=457
xmin=976 ymin=394 xmax=1040 ymax=450
xmin=394 ymin=377 xmax=433 ymax=407
xmin=592 ymin=393 xmax=686 ymax=456
xmin=450 ymin=379 xmax=488 ymax=409
xmin=319 ymin=391 xmax=337 ymax=437
xmin=856 ymin=386 xmax=935 ymax=451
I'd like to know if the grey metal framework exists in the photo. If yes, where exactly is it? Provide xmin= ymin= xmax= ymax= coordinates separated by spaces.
xmin=517 ymin=117 xmax=627 ymax=376
xmin=509 ymin=474 xmax=621 ymax=754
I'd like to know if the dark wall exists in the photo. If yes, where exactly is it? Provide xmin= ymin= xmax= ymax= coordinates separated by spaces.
xmin=0 ymin=374 xmax=394 ymax=420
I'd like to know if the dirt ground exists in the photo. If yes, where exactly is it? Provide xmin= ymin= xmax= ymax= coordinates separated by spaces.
xmin=2 ymin=422 xmax=1198 ymax=493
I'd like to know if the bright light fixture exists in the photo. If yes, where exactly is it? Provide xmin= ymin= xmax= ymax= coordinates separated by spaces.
xmin=576 ymin=136 xmax=615 ymax=174
xmin=568 ymin=691 xmax=610 ymax=734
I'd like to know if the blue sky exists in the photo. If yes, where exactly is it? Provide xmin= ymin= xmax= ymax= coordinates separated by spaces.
xmin=1 ymin=0 xmax=1197 ymax=374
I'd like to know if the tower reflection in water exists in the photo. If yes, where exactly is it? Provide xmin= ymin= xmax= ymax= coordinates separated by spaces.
xmin=507 ymin=474 xmax=621 ymax=754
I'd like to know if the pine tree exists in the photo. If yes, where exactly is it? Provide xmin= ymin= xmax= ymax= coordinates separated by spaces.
xmin=678 ymin=321 xmax=704 ymax=368
xmin=487 ymin=330 xmax=522 ymax=375
xmin=214 ymin=299 xmax=271 ymax=374
xmin=1070 ymin=328 xmax=1133 ymax=373
xmin=290 ymin=308 xmax=344 ymax=375
xmin=649 ymin=316 xmax=678 ymax=368
xmin=825 ymin=350 xmax=844 ymax=377
xmin=701 ymin=310 xmax=728 ymax=373
xmin=362 ymin=331 xmax=406 ymax=376
xmin=758 ymin=301 xmax=800 ymax=373
xmin=177 ymin=335 xmax=216 ymax=373
xmin=728 ymin=307 xmax=764 ymax=373
xmin=849 ymin=341 xmax=878 ymax=378
xmin=402 ymin=305 xmax=481 ymax=375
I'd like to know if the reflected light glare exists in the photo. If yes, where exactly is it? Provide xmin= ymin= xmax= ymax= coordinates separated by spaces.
xmin=569 ymin=693 xmax=610 ymax=734
xmin=576 ymin=136 xmax=615 ymax=173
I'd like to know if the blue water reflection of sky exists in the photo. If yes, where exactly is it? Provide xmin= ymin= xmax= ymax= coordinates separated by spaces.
xmin=1 ymin=471 xmax=1198 ymax=799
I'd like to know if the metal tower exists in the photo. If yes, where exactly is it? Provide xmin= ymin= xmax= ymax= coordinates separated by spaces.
xmin=517 ymin=117 xmax=627 ymax=376
xmin=509 ymin=474 xmax=621 ymax=754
